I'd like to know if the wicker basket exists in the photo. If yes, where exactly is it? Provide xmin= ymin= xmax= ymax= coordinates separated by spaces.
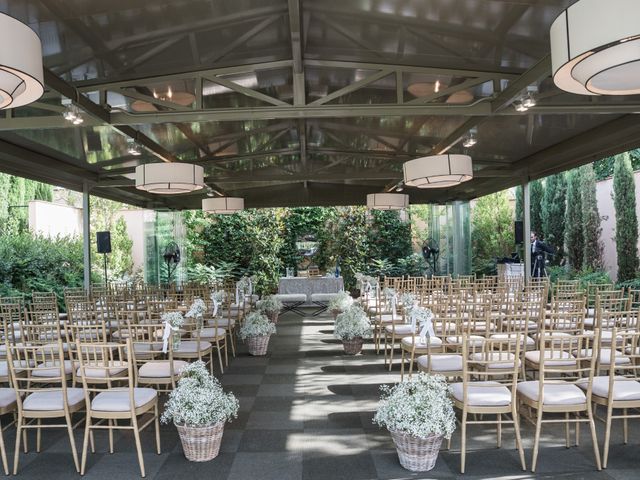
xmin=176 ymin=421 xmax=225 ymax=462
xmin=267 ymin=311 xmax=279 ymax=324
xmin=390 ymin=430 xmax=443 ymax=472
xmin=342 ymin=336 xmax=363 ymax=355
xmin=246 ymin=334 xmax=271 ymax=355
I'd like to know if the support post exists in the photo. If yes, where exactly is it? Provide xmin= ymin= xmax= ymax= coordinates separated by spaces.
xmin=523 ymin=182 xmax=531 ymax=284
xmin=82 ymin=181 xmax=91 ymax=291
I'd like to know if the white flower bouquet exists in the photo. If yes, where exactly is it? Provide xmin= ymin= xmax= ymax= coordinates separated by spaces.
xmin=334 ymin=305 xmax=371 ymax=355
xmin=328 ymin=291 xmax=353 ymax=314
xmin=257 ymin=295 xmax=283 ymax=314
xmin=161 ymin=311 xmax=185 ymax=351
xmin=399 ymin=292 xmax=416 ymax=309
xmin=186 ymin=298 xmax=206 ymax=319
xmin=373 ymin=373 xmax=456 ymax=471
xmin=239 ymin=311 xmax=277 ymax=340
xmin=162 ymin=311 xmax=185 ymax=328
xmin=162 ymin=361 xmax=239 ymax=462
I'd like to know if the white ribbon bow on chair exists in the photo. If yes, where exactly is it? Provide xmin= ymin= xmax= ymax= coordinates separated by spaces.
xmin=390 ymin=295 xmax=397 ymax=319
xmin=235 ymin=286 xmax=240 ymax=306
xmin=419 ymin=313 xmax=435 ymax=343
xmin=212 ymin=299 xmax=220 ymax=318
xmin=247 ymin=279 xmax=253 ymax=299
xmin=162 ymin=321 xmax=179 ymax=354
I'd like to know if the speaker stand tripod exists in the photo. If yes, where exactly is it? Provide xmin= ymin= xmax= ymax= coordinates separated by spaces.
xmin=102 ymin=253 xmax=108 ymax=288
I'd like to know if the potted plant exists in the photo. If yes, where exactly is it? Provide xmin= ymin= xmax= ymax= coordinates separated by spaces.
xmin=162 ymin=361 xmax=239 ymax=462
xmin=333 ymin=305 xmax=371 ymax=355
xmin=373 ymin=373 xmax=456 ymax=472
xmin=257 ymin=295 xmax=283 ymax=323
xmin=328 ymin=291 xmax=354 ymax=319
xmin=239 ymin=311 xmax=276 ymax=356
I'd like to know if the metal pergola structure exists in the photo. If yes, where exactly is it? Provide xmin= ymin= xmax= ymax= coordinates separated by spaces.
xmin=2 ymin=0 xmax=640 ymax=211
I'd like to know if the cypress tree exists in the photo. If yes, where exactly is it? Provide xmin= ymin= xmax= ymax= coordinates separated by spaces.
xmin=515 ymin=185 xmax=523 ymax=221
xmin=542 ymin=173 xmax=567 ymax=265
xmin=613 ymin=152 xmax=639 ymax=281
xmin=581 ymin=164 xmax=604 ymax=270
xmin=530 ymin=179 xmax=544 ymax=237
xmin=565 ymin=169 xmax=584 ymax=271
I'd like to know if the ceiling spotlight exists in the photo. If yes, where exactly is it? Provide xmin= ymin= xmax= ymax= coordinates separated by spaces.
xmin=522 ymin=93 xmax=536 ymax=109
xmin=462 ymin=128 xmax=477 ymax=148
xmin=206 ymin=188 xmax=215 ymax=197
xmin=396 ymin=183 xmax=404 ymax=192
xmin=514 ymin=101 xmax=528 ymax=113
xmin=63 ymin=104 xmax=84 ymax=124
xmin=127 ymin=139 xmax=142 ymax=156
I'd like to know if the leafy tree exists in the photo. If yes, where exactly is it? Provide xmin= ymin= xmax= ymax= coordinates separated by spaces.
xmin=594 ymin=148 xmax=640 ymax=180
xmin=367 ymin=210 xmax=412 ymax=263
xmin=530 ymin=179 xmax=544 ymax=238
xmin=515 ymin=185 xmax=523 ymax=221
xmin=471 ymin=191 xmax=514 ymax=275
xmin=613 ymin=153 xmax=639 ymax=281
xmin=565 ymin=169 xmax=584 ymax=271
xmin=541 ymin=173 xmax=567 ymax=265
xmin=581 ymin=164 xmax=604 ymax=270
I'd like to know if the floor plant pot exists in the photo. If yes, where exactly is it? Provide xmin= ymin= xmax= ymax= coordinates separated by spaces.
xmin=267 ymin=311 xmax=279 ymax=324
xmin=176 ymin=421 xmax=225 ymax=462
xmin=342 ymin=336 xmax=363 ymax=355
xmin=390 ymin=430 xmax=443 ymax=472
xmin=246 ymin=334 xmax=271 ymax=355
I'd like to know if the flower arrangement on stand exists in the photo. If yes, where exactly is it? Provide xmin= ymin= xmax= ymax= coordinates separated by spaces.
xmin=210 ymin=290 xmax=225 ymax=318
xmin=239 ymin=311 xmax=277 ymax=356
xmin=257 ymin=295 xmax=283 ymax=323
xmin=328 ymin=291 xmax=354 ymax=319
xmin=161 ymin=311 xmax=185 ymax=352
xmin=162 ymin=361 xmax=239 ymax=462
xmin=373 ymin=373 xmax=456 ymax=472
xmin=333 ymin=305 xmax=371 ymax=355
xmin=186 ymin=298 xmax=207 ymax=330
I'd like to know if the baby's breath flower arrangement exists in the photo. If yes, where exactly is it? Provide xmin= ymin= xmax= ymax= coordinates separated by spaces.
xmin=161 ymin=311 xmax=185 ymax=351
xmin=328 ymin=291 xmax=353 ymax=315
xmin=334 ymin=305 xmax=371 ymax=341
xmin=186 ymin=298 xmax=206 ymax=329
xmin=162 ymin=311 xmax=185 ymax=328
xmin=257 ymin=295 xmax=283 ymax=315
xmin=162 ymin=361 xmax=239 ymax=462
xmin=373 ymin=373 xmax=456 ymax=472
xmin=239 ymin=311 xmax=277 ymax=340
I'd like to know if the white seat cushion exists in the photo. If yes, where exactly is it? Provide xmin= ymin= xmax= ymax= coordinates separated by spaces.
xmin=385 ymin=324 xmax=415 ymax=335
xmin=451 ymin=381 xmax=512 ymax=406
xmin=76 ymin=363 xmax=128 ymax=378
xmin=174 ymin=340 xmax=212 ymax=353
xmin=194 ymin=327 xmax=226 ymax=339
xmin=0 ymin=388 xmax=16 ymax=409
xmin=525 ymin=350 xmax=576 ymax=367
xmin=490 ymin=333 xmax=535 ymax=346
xmin=401 ymin=336 xmax=443 ymax=348
xmin=446 ymin=335 xmax=485 ymax=346
xmin=584 ymin=317 xmax=595 ymax=328
xmin=469 ymin=352 xmax=521 ymax=369
xmin=33 ymin=360 xmax=74 ymax=377
xmin=23 ymin=388 xmax=85 ymax=411
xmin=274 ymin=294 xmax=307 ymax=303
xmin=138 ymin=360 xmax=188 ymax=378
xmin=208 ymin=318 xmax=235 ymax=328
xmin=578 ymin=376 xmax=640 ymax=401
xmin=310 ymin=293 xmax=338 ymax=302
xmin=0 ymin=360 xmax=33 ymax=377
xmin=91 ymin=388 xmax=157 ymax=412
xmin=417 ymin=354 xmax=463 ymax=372
xmin=517 ymin=381 xmax=586 ymax=405
xmin=575 ymin=348 xmax=630 ymax=365
xmin=462 ymin=321 xmax=495 ymax=332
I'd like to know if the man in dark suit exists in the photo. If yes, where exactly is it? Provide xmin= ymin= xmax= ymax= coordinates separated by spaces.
xmin=530 ymin=231 xmax=554 ymax=277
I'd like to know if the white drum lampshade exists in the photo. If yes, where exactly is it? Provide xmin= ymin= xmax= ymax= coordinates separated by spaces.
xmin=366 ymin=193 xmax=409 ymax=210
xmin=0 ymin=13 xmax=44 ymax=109
xmin=550 ymin=0 xmax=640 ymax=95
xmin=403 ymin=154 xmax=473 ymax=188
xmin=135 ymin=162 xmax=204 ymax=194
xmin=202 ymin=197 xmax=244 ymax=214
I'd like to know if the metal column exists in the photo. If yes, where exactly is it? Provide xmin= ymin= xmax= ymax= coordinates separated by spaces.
xmin=523 ymin=182 xmax=531 ymax=284
xmin=82 ymin=181 xmax=91 ymax=291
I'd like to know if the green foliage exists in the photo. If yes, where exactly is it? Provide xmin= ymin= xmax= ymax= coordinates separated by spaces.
xmin=530 ymin=179 xmax=544 ymax=237
xmin=580 ymin=164 xmax=604 ymax=270
xmin=367 ymin=210 xmax=412 ymax=262
xmin=565 ymin=169 xmax=584 ymax=271
xmin=617 ymin=278 xmax=640 ymax=290
xmin=594 ymin=149 xmax=640 ymax=180
xmin=574 ymin=269 xmax=611 ymax=290
xmin=515 ymin=186 xmax=523 ymax=221
xmin=541 ymin=173 xmax=567 ymax=265
xmin=0 ymin=233 xmax=84 ymax=310
xmin=613 ymin=153 xmax=639 ymax=282
xmin=329 ymin=207 xmax=370 ymax=291
xmin=0 ymin=174 xmax=53 ymax=233
xmin=471 ymin=191 xmax=514 ymax=275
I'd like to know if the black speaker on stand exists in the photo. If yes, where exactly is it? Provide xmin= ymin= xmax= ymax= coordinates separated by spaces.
xmin=96 ymin=231 xmax=111 ymax=288
xmin=514 ymin=221 xmax=524 ymax=244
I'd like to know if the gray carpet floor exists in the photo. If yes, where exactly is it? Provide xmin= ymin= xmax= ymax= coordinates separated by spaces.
xmin=9 ymin=310 xmax=639 ymax=479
